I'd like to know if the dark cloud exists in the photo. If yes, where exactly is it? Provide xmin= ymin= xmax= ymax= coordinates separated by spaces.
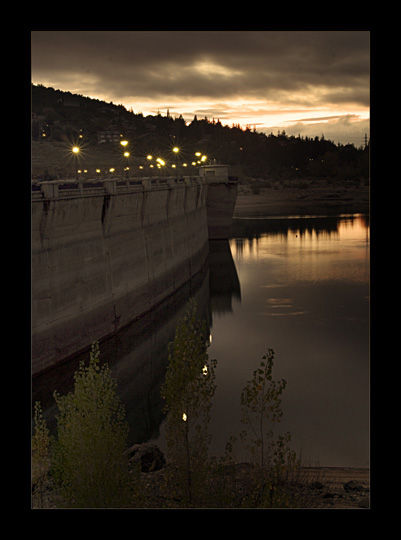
xmin=31 ymin=30 xmax=370 ymax=107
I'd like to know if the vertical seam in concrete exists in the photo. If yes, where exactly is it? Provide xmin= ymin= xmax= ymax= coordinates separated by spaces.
xmin=39 ymin=199 xmax=51 ymax=249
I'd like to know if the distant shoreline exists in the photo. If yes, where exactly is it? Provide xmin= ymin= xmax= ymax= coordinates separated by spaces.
xmin=233 ymin=182 xmax=369 ymax=219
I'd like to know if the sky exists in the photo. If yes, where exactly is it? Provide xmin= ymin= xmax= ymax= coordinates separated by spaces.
xmin=31 ymin=30 xmax=370 ymax=146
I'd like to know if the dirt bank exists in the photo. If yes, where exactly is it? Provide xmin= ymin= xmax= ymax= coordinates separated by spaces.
xmin=133 ymin=464 xmax=370 ymax=509
xmin=233 ymin=183 xmax=369 ymax=218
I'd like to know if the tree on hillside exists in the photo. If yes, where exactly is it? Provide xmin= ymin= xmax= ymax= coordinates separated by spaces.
xmin=31 ymin=84 xmax=369 ymax=182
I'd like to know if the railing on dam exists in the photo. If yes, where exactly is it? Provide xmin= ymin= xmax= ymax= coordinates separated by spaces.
xmin=31 ymin=165 xmax=237 ymax=201
xmin=31 ymin=176 xmax=205 ymax=201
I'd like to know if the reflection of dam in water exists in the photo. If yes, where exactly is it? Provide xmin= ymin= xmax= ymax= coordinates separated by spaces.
xmin=32 ymin=239 xmax=241 ymax=446
xmin=208 ymin=240 xmax=241 ymax=315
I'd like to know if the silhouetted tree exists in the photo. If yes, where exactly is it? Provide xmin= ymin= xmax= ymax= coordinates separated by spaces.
xmin=31 ymin=84 xmax=369 ymax=182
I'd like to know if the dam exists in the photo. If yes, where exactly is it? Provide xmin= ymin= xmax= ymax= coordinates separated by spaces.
xmin=31 ymin=165 xmax=238 ymax=376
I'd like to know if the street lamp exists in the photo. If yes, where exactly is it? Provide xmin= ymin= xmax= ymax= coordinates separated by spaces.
xmin=72 ymin=146 xmax=80 ymax=179
xmin=172 ymin=146 xmax=180 ymax=170
xmin=123 ymin=150 xmax=130 ymax=177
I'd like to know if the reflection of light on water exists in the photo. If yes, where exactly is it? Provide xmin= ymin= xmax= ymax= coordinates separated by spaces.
xmin=211 ymin=213 xmax=369 ymax=467
xmin=230 ymin=214 xmax=370 ymax=284
xmin=231 ymin=237 xmax=261 ymax=259
xmin=336 ymin=215 xmax=370 ymax=241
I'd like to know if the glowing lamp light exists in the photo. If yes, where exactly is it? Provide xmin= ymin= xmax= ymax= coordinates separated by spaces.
xmin=182 ymin=413 xmax=187 ymax=422
xmin=109 ymin=168 xmax=115 ymax=173
xmin=202 ymin=365 xmax=208 ymax=376
xmin=195 ymin=151 xmax=201 ymax=157
xmin=123 ymin=151 xmax=130 ymax=157
xmin=124 ymin=166 xmax=130 ymax=171
xmin=182 ymin=163 xmax=187 ymax=167
xmin=172 ymin=164 xmax=176 ymax=168
xmin=172 ymin=146 xmax=179 ymax=153
xmin=147 ymin=155 xmax=153 ymax=160
xmin=96 ymin=169 xmax=101 ymax=173
xmin=156 ymin=158 xmax=165 ymax=166
xmin=72 ymin=146 xmax=80 ymax=154
xmin=120 ymin=140 xmax=128 ymax=147
xmin=192 ymin=161 xmax=197 ymax=166
xmin=201 ymin=155 xmax=207 ymax=162
xmin=77 ymin=170 xmax=82 ymax=174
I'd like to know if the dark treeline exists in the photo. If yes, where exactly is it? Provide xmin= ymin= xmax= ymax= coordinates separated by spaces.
xmin=32 ymin=84 xmax=369 ymax=181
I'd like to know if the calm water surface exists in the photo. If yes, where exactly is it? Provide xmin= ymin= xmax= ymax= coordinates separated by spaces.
xmin=203 ymin=213 xmax=370 ymax=467
xmin=33 ymin=213 xmax=369 ymax=469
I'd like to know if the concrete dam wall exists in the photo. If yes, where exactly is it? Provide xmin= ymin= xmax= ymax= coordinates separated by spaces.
xmin=32 ymin=168 xmax=237 ymax=376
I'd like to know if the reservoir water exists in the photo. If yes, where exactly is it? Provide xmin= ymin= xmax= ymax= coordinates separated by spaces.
xmin=32 ymin=213 xmax=369 ymax=469
xmin=206 ymin=213 xmax=370 ymax=468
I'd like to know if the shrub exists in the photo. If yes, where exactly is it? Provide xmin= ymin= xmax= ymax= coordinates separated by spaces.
xmin=51 ymin=342 xmax=131 ymax=508
xmin=238 ymin=348 xmax=300 ymax=507
xmin=32 ymin=401 xmax=52 ymax=507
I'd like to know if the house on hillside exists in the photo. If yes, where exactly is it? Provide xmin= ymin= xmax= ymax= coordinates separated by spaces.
xmin=97 ymin=130 xmax=121 ymax=144
xmin=32 ymin=112 xmax=50 ymax=139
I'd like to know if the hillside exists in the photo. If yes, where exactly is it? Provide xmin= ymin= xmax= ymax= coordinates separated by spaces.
xmin=31 ymin=84 xmax=369 ymax=182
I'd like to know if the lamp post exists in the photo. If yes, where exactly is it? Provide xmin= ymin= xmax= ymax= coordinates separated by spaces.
xmin=123 ymin=151 xmax=130 ymax=177
xmin=120 ymin=140 xmax=129 ymax=177
xmin=172 ymin=146 xmax=179 ymax=171
xmin=72 ymin=146 xmax=80 ymax=179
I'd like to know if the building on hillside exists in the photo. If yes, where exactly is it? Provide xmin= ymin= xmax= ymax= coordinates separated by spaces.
xmin=97 ymin=130 xmax=121 ymax=144
xmin=32 ymin=113 xmax=50 ymax=139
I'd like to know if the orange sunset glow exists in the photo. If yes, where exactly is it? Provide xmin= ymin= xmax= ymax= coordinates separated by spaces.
xmin=31 ymin=30 xmax=370 ymax=146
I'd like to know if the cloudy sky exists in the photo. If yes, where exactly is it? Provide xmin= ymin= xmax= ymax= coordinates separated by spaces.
xmin=31 ymin=30 xmax=370 ymax=145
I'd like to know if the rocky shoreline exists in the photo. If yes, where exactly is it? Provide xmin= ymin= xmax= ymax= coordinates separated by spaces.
xmin=133 ymin=464 xmax=370 ymax=510
xmin=32 ymin=443 xmax=370 ymax=509
xmin=127 ymin=444 xmax=370 ymax=510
